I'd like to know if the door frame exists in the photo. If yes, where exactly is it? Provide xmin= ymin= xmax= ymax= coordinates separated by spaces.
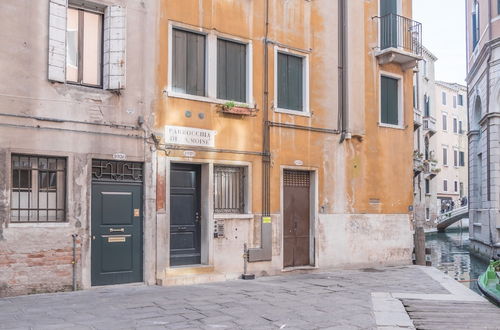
xmin=280 ymin=166 xmax=318 ymax=269
xmin=88 ymin=159 xmax=146 ymax=287
xmin=377 ymin=0 xmax=403 ymax=51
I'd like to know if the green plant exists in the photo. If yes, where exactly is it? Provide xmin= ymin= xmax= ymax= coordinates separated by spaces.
xmin=223 ymin=101 xmax=249 ymax=109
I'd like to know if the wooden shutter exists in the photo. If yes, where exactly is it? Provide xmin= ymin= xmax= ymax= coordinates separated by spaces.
xmin=380 ymin=0 xmax=397 ymax=16
xmin=48 ymin=0 xmax=67 ymax=82
xmin=381 ymin=76 xmax=399 ymax=125
xmin=217 ymin=39 xmax=246 ymax=102
xmin=277 ymin=53 xmax=303 ymax=111
xmin=173 ymin=29 xmax=205 ymax=96
xmin=103 ymin=5 xmax=126 ymax=90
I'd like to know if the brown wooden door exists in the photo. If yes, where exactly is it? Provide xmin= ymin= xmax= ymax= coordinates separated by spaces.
xmin=283 ymin=170 xmax=310 ymax=267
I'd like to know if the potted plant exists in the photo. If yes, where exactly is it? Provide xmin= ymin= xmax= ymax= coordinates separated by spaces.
xmin=219 ymin=101 xmax=258 ymax=116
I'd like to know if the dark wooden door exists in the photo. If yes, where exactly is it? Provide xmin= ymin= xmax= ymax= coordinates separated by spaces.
xmin=170 ymin=164 xmax=201 ymax=266
xmin=380 ymin=0 xmax=398 ymax=50
xmin=283 ymin=170 xmax=311 ymax=268
xmin=91 ymin=183 xmax=143 ymax=286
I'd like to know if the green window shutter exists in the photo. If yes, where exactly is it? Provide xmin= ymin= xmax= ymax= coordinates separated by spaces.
xmin=277 ymin=53 xmax=303 ymax=111
xmin=172 ymin=29 xmax=205 ymax=96
xmin=381 ymin=76 xmax=399 ymax=125
xmin=217 ymin=39 xmax=246 ymax=102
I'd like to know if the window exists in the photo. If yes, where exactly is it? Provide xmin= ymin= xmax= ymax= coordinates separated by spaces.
xmin=443 ymin=147 xmax=448 ymax=166
xmin=277 ymin=52 xmax=305 ymax=112
xmin=217 ymin=39 xmax=247 ymax=102
xmin=11 ymin=155 xmax=66 ymax=222
xmin=424 ymin=95 xmax=430 ymax=117
xmin=425 ymin=179 xmax=430 ymax=194
xmin=460 ymin=182 xmax=464 ymax=197
xmin=453 ymin=95 xmax=457 ymax=108
xmin=380 ymin=75 xmax=400 ymax=126
xmin=66 ymin=7 xmax=103 ymax=86
xmin=443 ymin=180 xmax=448 ymax=192
xmin=498 ymin=0 xmax=500 ymax=15
xmin=458 ymin=94 xmax=464 ymax=106
xmin=442 ymin=91 xmax=447 ymax=105
xmin=423 ymin=60 xmax=428 ymax=77
xmin=426 ymin=208 xmax=430 ymax=220
xmin=453 ymin=118 xmax=458 ymax=133
xmin=459 ymin=151 xmax=465 ymax=166
xmin=454 ymin=149 xmax=458 ymax=167
xmin=472 ymin=1 xmax=480 ymax=49
xmin=459 ymin=120 xmax=463 ymax=134
xmin=454 ymin=181 xmax=458 ymax=192
xmin=172 ymin=28 xmax=206 ymax=97
xmin=442 ymin=113 xmax=447 ymax=131
xmin=214 ymin=166 xmax=245 ymax=214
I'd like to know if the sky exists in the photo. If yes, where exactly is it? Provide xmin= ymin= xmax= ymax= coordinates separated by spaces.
xmin=413 ymin=0 xmax=467 ymax=84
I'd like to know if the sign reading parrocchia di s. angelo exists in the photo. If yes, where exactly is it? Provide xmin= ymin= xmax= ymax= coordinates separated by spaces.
xmin=164 ymin=125 xmax=216 ymax=147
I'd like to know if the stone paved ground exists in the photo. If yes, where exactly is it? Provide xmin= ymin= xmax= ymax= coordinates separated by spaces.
xmin=0 ymin=266 xmax=450 ymax=330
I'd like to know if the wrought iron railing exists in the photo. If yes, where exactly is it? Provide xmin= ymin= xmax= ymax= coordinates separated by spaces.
xmin=380 ymin=13 xmax=422 ymax=56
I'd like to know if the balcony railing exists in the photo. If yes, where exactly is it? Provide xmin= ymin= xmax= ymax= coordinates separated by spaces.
xmin=423 ymin=116 xmax=436 ymax=136
xmin=376 ymin=13 xmax=422 ymax=69
xmin=414 ymin=111 xmax=422 ymax=130
xmin=380 ymin=13 xmax=422 ymax=55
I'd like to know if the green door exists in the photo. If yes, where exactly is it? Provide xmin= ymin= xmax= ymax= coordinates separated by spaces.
xmin=91 ymin=183 xmax=143 ymax=285
xmin=380 ymin=0 xmax=398 ymax=49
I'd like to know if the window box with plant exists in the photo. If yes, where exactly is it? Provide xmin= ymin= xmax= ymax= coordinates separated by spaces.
xmin=219 ymin=101 xmax=258 ymax=116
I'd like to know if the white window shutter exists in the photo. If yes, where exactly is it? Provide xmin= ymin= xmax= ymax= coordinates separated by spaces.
xmin=103 ymin=5 xmax=126 ymax=90
xmin=48 ymin=0 xmax=67 ymax=82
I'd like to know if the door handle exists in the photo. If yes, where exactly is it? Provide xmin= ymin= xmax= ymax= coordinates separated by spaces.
xmin=195 ymin=212 xmax=200 ymax=223
xmin=110 ymin=228 xmax=125 ymax=233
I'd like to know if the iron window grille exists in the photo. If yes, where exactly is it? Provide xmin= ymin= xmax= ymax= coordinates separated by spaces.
xmin=91 ymin=159 xmax=143 ymax=183
xmin=11 ymin=155 xmax=66 ymax=222
xmin=214 ymin=166 xmax=245 ymax=214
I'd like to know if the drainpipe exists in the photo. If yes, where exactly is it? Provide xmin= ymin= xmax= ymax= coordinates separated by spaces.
xmin=338 ymin=0 xmax=349 ymax=143
xmin=248 ymin=0 xmax=272 ymax=262
xmin=71 ymin=234 xmax=78 ymax=291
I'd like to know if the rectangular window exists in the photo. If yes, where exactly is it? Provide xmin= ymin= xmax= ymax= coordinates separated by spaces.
xmin=214 ymin=166 xmax=245 ymax=214
xmin=443 ymin=180 xmax=448 ymax=192
xmin=442 ymin=91 xmax=447 ymax=105
xmin=66 ymin=7 xmax=103 ymax=86
xmin=453 ymin=118 xmax=458 ymax=133
xmin=459 ymin=151 xmax=465 ymax=166
xmin=454 ymin=181 xmax=458 ymax=192
xmin=424 ymin=95 xmax=430 ymax=117
xmin=453 ymin=95 xmax=457 ymax=108
xmin=442 ymin=114 xmax=447 ymax=130
xmin=380 ymin=76 xmax=400 ymax=126
xmin=217 ymin=39 xmax=247 ymax=103
xmin=277 ymin=52 xmax=304 ymax=111
xmin=459 ymin=120 xmax=463 ymax=134
xmin=458 ymin=94 xmax=464 ymax=106
xmin=454 ymin=149 xmax=458 ymax=167
xmin=425 ymin=179 xmax=430 ymax=194
xmin=426 ymin=208 xmax=430 ymax=220
xmin=11 ymin=155 xmax=66 ymax=222
xmin=172 ymin=28 xmax=206 ymax=96
xmin=443 ymin=147 xmax=448 ymax=166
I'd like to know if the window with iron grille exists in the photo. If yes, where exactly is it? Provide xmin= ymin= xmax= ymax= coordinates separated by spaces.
xmin=11 ymin=155 xmax=66 ymax=222
xmin=214 ymin=166 xmax=245 ymax=213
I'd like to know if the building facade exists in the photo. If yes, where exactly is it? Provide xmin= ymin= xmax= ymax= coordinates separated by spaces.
xmin=0 ymin=0 xmax=158 ymax=296
xmin=1 ymin=0 xmax=422 ymax=296
xmin=466 ymin=0 xmax=500 ymax=258
xmin=413 ymin=47 xmax=440 ymax=227
xmin=434 ymin=82 xmax=468 ymax=213
xmin=152 ymin=0 xmax=420 ymax=285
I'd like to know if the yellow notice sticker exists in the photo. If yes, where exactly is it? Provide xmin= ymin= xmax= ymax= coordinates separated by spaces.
xmin=262 ymin=217 xmax=271 ymax=224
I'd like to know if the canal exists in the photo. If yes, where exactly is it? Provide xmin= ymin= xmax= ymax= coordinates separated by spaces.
xmin=426 ymin=229 xmax=489 ymax=294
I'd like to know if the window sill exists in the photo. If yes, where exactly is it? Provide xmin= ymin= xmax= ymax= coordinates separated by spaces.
xmin=166 ymin=90 xmax=254 ymax=108
xmin=7 ymin=222 xmax=71 ymax=228
xmin=378 ymin=123 xmax=405 ymax=130
xmin=274 ymin=107 xmax=311 ymax=117
xmin=214 ymin=213 xmax=254 ymax=220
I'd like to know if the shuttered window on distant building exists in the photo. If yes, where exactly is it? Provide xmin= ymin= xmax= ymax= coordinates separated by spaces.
xmin=277 ymin=53 xmax=304 ymax=111
xmin=217 ymin=39 xmax=247 ymax=103
xmin=172 ymin=28 xmax=206 ymax=96
xmin=380 ymin=76 xmax=399 ymax=125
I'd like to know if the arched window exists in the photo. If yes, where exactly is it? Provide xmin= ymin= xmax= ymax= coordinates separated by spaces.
xmin=473 ymin=96 xmax=482 ymax=131
xmin=472 ymin=1 xmax=480 ymax=49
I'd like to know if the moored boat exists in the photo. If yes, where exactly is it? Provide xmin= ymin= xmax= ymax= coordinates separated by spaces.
xmin=477 ymin=260 xmax=500 ymax=306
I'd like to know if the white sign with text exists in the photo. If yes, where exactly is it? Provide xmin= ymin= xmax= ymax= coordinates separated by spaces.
xmin=164 ymin=126 xmax=216 ymax=147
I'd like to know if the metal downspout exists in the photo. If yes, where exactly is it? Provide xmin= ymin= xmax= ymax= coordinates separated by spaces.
xmin=338 ymin=0 xmax=348 ymax=143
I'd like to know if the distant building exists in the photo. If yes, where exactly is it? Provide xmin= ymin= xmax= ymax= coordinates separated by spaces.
xmin=466 ymin=0 xmax=500 ymax=258
xmin=434 ymin=82 xmax=468 ymax=214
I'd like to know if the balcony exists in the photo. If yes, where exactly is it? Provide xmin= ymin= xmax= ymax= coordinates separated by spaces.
xmin=423 ymin=116 xmax=436 ymax=136
xmin=414 ymin=110 xmax=422 ymax=130
xmin=423 ymin=160 xmax=440 ymax=179
xmin=413 ymin=155 xmax=424 ymax=177
xmin=375 ymin=13 xmax=423 ymax=70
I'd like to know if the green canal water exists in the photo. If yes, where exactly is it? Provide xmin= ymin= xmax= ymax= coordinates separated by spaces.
xmin=426 ymin=230 xmax=489 ymax=295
